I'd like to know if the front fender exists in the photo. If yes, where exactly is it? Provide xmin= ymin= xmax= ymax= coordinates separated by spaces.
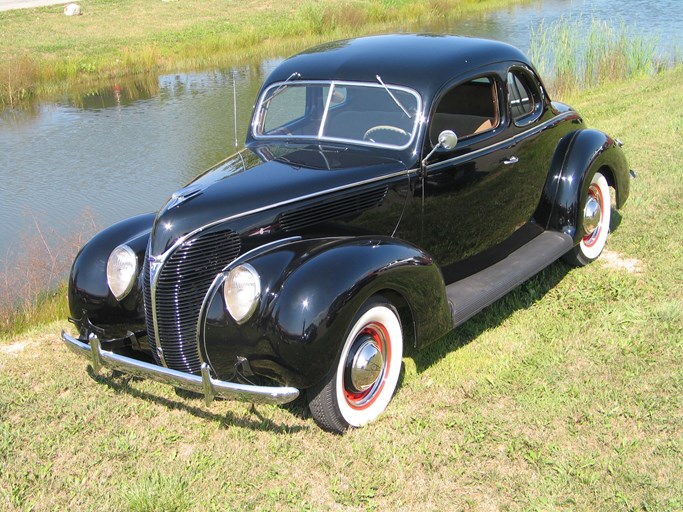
xmin=68 ymin=213 xmax=155 ymax=336
xmin=202 ymin=236 xmax=451 ymax=389
xmin=537 ymin=129 xmax=629 ymax=241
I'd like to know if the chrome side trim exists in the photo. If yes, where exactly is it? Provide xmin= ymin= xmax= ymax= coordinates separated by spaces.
xmin=426 ymin=110 xmax=578 ymax=173
xmin=151 ymin=168 xmax=413 ymax=265
xmin=61 ymin=331 xmax=300 ymax=406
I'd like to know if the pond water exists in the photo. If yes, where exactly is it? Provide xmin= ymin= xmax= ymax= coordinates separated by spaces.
xmin=0 ymin=0 xmax=679 ymax=268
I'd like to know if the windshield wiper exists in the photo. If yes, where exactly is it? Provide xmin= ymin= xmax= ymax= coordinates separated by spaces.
xmin=266 ymin=72 xmax=301 ymax=103
xmin=376 ymin=75 xmax=412 ymax=119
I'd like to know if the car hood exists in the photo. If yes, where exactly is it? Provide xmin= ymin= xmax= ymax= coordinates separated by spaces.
xmin=149 ymin=144 xmax=409 ymax=256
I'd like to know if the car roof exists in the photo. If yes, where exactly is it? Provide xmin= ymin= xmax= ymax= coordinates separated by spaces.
xmin=263 ymin=34 xmax=531 ymax=97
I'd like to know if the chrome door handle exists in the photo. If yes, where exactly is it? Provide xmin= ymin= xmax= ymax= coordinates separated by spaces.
xmin=503 ymin=156 xmax=519 ymax=165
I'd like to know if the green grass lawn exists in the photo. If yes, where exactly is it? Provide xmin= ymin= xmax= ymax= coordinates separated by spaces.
xmin=1 ymin=67 xmax=682 ymax=511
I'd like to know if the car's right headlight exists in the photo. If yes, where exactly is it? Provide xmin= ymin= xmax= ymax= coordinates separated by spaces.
xmin=106 ymin=244 xmax=137 ymax=301
xmin=223 ymin=264 xmax=261 ymax=324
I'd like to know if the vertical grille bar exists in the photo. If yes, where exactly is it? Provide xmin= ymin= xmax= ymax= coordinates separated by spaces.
xmin=142 ymin=257 xmax=161 ymax=364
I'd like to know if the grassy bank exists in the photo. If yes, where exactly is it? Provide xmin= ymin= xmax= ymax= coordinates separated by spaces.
xmin=1 ymin=67 xmax=682 ymax=510
xmin=0 ymin=0 xmax=530 ymax=106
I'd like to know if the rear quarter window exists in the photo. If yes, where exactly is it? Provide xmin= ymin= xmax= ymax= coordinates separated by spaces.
xmin=507 ymin=69 xmax=543 ymax=126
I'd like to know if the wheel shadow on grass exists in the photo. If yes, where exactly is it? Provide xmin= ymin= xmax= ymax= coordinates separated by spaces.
xmin=408 ymin=260 xmax=572 ymax=375
xmin=86 ymin=366 xmax=310 ymax=433
xmin=611 ymin=210 xmax=623 ymax=233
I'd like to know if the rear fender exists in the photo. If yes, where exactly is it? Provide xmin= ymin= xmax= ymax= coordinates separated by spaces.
xmin=535 ymin=129 xmax=629 ymax=242
xmin=201 ymin=236 xmax=452 ymax=388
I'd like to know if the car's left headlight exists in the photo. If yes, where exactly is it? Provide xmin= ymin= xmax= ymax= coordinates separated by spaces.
xmin=106 ymin=244 xmax=137 ymax=301
xmin=223 ymin=264 xmax=261 ymax=324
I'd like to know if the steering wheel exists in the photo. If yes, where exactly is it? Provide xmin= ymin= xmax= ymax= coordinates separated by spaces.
xmin=363 ymin=125 xmax=410 ymax=143
xmin=270 ymin=127 xmax=292 ymax=136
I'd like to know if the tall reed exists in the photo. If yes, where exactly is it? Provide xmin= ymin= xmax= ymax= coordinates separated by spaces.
xmin=530 ymin=16 xmax=661 ymax=96
xmin=0 ymin=55 xmax=38 ymax=108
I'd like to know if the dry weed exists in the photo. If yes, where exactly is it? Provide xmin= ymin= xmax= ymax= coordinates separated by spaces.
xmin=0 ymin=207 xmax=99 ymax=335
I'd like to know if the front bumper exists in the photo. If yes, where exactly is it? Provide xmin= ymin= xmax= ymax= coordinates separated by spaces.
xmin=61 ymin=331 xmax=300 ymax=406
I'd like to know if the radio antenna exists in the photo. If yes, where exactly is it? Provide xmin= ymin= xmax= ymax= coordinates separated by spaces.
xmin=232 ymin=72 xmax=239 ymax=150
xmin=232 ymin=71 xmax=247 ymax=169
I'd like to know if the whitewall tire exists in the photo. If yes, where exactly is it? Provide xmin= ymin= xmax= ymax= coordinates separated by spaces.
xmin=563 ymin=171 xmax=612 ymax=266
xmin=307 ymin=298 xmax=403 ymax=433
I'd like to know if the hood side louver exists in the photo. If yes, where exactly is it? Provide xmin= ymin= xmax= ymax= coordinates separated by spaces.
xmin=279 ymin=186 xmax=389 ymax=232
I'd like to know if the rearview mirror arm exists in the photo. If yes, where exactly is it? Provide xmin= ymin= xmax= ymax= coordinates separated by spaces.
xmin=420 ymin=129 xmax=458 ymax=173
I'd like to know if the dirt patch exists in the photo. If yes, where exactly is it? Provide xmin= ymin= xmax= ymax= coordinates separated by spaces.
xmin=0 ymin=332 xmax=56 ymax=361
xmin=601 ymin=249 xmax=644 ymax=274
xmin=0 ymin=340 xmax=31 ymax=355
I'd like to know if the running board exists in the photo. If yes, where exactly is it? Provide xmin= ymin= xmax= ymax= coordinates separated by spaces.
xmin=446 ymin=231 xmax=573 ymax=327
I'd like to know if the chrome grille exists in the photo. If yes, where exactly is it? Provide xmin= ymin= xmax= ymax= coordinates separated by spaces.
xmin=144 ymin=229 xmax=241 ymax=374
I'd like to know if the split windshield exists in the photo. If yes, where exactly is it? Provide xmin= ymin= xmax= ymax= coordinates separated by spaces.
xmin=252 ymin=81 xmax=422 ymax=149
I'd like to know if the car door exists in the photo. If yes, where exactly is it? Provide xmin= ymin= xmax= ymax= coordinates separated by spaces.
xmin=408 ymin=69 xmax=547 ymax=282
xmin=406 ymin=74 xmax=514 ymax=281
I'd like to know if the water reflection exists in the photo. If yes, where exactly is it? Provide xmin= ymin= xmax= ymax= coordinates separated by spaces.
xmin=76 ymin=76 xmax=160 ymax=111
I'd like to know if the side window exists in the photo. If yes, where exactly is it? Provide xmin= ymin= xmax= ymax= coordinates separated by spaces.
xmin=430 ymin=76 xmax=500 ymax=145
xmin=507 ymin=69 xmax=542 ymax=125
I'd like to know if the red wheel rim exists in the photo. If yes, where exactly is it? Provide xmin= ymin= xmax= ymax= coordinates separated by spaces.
xmin=583 ymin=183 xmax=604 ymax=248
xmin=344 ymin=323 xmax=391 ymax=410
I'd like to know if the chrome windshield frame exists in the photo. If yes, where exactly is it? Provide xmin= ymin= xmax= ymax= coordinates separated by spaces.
xmin=251 ymin=80 xmax=424 ymax=151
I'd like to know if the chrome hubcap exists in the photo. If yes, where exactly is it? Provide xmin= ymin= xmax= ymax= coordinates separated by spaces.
xmin=583 ymin=190 xmax=602 ymax=236
xmin=346 ymin=336 xmax=384 ymax=393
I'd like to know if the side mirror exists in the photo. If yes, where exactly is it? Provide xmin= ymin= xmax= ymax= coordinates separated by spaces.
xmin=437 ymin=130 xmax=458 ymax=150
xmin=421 ymin=129 xmax=458 ymax=168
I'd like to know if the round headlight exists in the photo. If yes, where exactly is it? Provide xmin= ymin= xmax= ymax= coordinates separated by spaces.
xmin=106 ymin=244 xmax=138 ymax=301
xmin=223 ymin=264 xmax=261 ymax=324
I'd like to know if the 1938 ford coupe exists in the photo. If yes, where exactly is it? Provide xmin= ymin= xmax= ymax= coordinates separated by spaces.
xmin=62 ymin=34 xmax=631 ymax=433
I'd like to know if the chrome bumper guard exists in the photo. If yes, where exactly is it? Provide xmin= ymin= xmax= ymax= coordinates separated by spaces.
xmin=61 ymin=331 xmax=300 ymax=406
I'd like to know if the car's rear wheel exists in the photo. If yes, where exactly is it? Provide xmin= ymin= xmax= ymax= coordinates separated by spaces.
xmin=307 ymin=297 xmax=403 ymax=433
xmin=563 ymin=171 xmax=611 ymax=266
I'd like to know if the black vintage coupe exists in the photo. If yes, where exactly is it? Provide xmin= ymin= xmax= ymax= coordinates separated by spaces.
xmin=63 ymin=34 xmax=631 ymax=433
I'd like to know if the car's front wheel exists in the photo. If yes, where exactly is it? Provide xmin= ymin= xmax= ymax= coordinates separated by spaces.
xmin=307 ymin=297 xmax=403 ymax=433
xmin=563 ymin=171 xmax=612 ymax=267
